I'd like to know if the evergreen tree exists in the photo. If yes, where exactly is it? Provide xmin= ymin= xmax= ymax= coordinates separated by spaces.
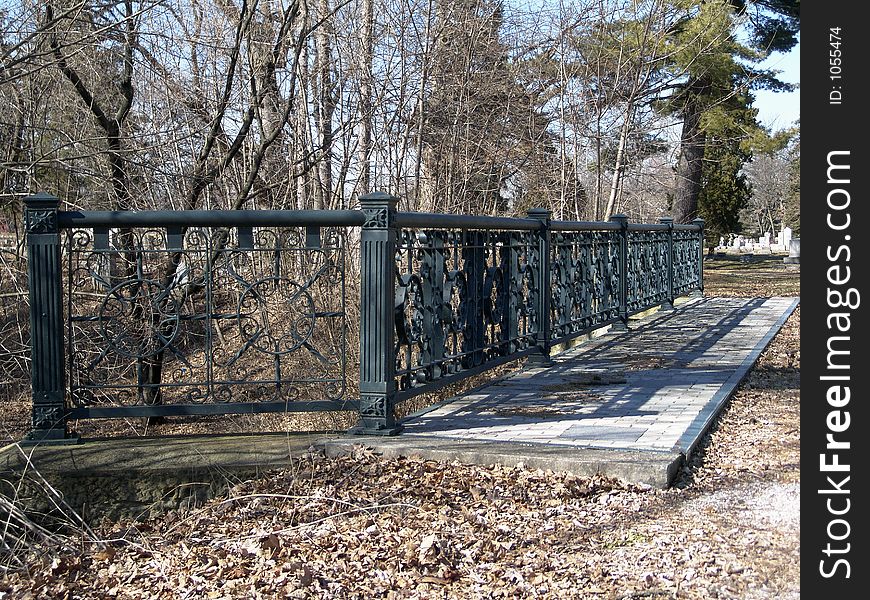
xmin=668 ymin=0 xmax=799 ymax=222
xmin=783 ymin=128 xmax=800 ymax=234
xmin=698 ymin=140 xmax=751 ymax=250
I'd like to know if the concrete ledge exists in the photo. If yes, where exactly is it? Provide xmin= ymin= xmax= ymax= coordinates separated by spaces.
xmin=2 ymin=432 xmax=327 ymax=475
xmin=0 ymin=433 xmax=331 ymax=521
xmin=320 ymin=435 xmax=684 ymax=489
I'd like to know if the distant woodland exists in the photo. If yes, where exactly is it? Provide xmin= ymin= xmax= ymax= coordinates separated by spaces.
xmin=1 ymin=0 xmax=799 ymax=235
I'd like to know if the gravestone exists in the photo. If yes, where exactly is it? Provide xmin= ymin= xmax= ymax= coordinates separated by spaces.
xmin=783 ymin=237 xmax=800 ymax=264
xmin=781 ymin=226 xmax=792 ymax=251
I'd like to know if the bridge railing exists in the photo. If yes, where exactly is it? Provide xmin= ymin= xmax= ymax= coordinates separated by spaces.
xmin=23 ymin=192 xmax=702 ymax=441
xmin=357 ymin=194 xmax=703 ymax=433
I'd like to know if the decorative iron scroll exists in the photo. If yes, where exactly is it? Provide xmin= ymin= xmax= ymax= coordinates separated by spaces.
xmin=393 ymin=228 xmax=537 ymax=393
xmin=65 ymin=226 xmax=347 ymax=408
xmin=26 ymin=209 xmax=57 ymax=234
xmin=549 ymin=230 xmax=622 ymax=342
xmin=672 ymin=229 xmax=702 ymax=297
xmin=626 ymin=229 xmax=670 ymax=313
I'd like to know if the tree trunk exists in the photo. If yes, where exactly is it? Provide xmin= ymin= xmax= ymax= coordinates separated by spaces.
xmin=672 ymin=81 xmax=707 ymax=223
xmin=603 ymin=104 xmax=632 ymax=220
xmin=315 ymin=0 xmax=334 ymax=209
xmin=357 ymin=0 xmax=374 ymax=196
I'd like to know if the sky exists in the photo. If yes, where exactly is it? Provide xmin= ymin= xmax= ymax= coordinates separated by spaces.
xmin=751 ymin=40 xmax=800 ymax=131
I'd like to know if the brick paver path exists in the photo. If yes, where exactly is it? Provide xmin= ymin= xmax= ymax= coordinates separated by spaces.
xmin=401 ymin=297 xmax=799 ymax=455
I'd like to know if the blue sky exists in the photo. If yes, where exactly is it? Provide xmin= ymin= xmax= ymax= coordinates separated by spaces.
xmin=752 ymin=40 xmax=800 ymax=131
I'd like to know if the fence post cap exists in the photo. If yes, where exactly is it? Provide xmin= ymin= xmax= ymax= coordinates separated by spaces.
xmin=526 ymin=207 xmax=552 ymax=219
xmin=691 ymin=218 xmax=705 ymax=228
xmin=359 ymin=191 xmax=400 ymax=205
xmin=659 ymin=217 xmax=674 ymax=225
xmin=609 ymin=213 xmax=629 ymax=226
xmin=24 ymin=192 xmax=60 ymax=208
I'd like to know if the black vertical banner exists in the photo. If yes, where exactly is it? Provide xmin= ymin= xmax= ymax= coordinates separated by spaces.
xmin=802 ymin=3 xmax=869 ymax=596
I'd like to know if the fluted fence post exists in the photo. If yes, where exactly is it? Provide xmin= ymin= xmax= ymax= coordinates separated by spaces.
xmin=24 ymin=193 xmax=75 ymax=443
xmin=610 ymin=213 xmax=629 ymax=331
xmin=526 ymin=208 xmax=552 ymax=365
xmin=354 ymin=192 xmax=402 ymax=435
xmin=660 ymin=217 xmax=675 ymax=310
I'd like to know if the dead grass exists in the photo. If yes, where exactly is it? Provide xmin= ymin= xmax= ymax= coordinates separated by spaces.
xmin=703 ymin=254 xmax=799 ymax=297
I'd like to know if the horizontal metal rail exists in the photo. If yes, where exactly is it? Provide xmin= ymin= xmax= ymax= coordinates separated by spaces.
xmin=57 ymin=209 xmax=366 ymax=228
xmin=68 ymin=400 xmax=359 ymax=419
xmin=551 ymin=220 xmax=622 ymax=231
xmin=55 ymin=210 xmax=703 ymax=232
xmin=393 ymin=347 xmax=539 ymax=404
xmin=395 ymin=211 xmax=541 ymax=230
xmin=628 ymin=223 xmax=671 ymax=232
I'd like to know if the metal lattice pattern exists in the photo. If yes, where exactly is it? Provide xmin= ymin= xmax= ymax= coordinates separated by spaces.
xmin=393 ymin=229 xmax=537 ymax=393
xmin=65 ymin=227 xmax=347 ymax=410
xmin=626 ymin=229 xmax=670 ymax=313
xmin=24 ymin=192 xmax=704 ymax=439
xmin=549 ymin=230 xmax=622 ymax=342
xmin=673 ymin=229 xmax=702 ymax=297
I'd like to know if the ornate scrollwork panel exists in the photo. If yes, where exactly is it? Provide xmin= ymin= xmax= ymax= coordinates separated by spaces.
xmin=393 ymin=227 xmax=537 ymax=393
xmin=673 ymin=229 xmax=701 ymax=296
xmin=549 ymin=230 xmax=621 ymax=342
xmin=65 ymin=226 xmax=347 ymax=408
xmin=626 ymin=230 xmax=670 ymax=312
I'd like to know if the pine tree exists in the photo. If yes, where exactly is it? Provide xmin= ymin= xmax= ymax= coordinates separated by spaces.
xmin=667 ymin=0 xmax=799 ymax=223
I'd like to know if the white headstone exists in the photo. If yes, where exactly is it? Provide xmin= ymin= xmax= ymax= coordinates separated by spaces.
xmin=784 ymin=237 xmax=800 ymax=264
xmin=782 ymin=226 xmax=793 ymax=250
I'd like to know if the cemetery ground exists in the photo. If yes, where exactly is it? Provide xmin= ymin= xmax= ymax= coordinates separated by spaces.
xmin=0 ymin=255 xmax=800 ymax=599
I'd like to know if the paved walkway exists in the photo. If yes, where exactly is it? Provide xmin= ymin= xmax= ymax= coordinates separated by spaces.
xmin=325 ymin=296 xmax=799 ymax=487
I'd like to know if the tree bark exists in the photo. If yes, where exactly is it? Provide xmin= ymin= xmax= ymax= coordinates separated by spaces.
xmin=603 ymin=103 xmax=632 ymax=220
xmin=672 ymin=79 xmax=707 ymax=223
xmin=315 ymin=0 xmax=334 ymax=209
xmin=357 ymin=0 xmax=374 ymax=196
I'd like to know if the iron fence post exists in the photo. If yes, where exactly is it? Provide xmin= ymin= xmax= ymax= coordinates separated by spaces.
xmin=461 ymin=231 xmax=486 ymax=369
xmin=23 ymin=193 xmax=76 ymax=444
xmin=498 ymin=232 xmax=519 ymax=356
xmin=610 ymin=213 xmax=629 ymax=330
xmin=692 ymin=218 xmax=705 ymax=296
xmin=354 ymin=191 xmax=402 ymax=435
xmin=526 ymin=208 xmax=552 ymax=365
xmin=660 ymin=217 xmax=675 ymax=310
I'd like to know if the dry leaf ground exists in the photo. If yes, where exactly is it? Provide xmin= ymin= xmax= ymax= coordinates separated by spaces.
xmin=1 ymin=255 xmax=800 ymax=599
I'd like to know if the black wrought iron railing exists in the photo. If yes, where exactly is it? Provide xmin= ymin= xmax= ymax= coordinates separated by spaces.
xmin=22 ymin=191 xmax=703 ymax=442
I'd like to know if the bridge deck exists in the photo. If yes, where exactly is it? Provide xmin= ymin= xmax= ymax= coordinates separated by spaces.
xmin=325 ymin=296 xmax=799 ymax=487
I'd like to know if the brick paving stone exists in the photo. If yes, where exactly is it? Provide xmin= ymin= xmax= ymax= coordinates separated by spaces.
xmin=400 ymin=297 xmax=799 ymax=455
